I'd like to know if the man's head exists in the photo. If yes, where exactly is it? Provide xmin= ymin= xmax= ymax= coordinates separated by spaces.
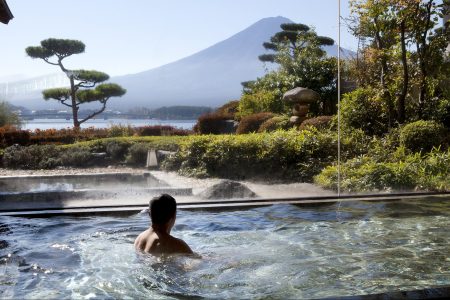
xmin=149 ymin=194 xmax=177 ymax=226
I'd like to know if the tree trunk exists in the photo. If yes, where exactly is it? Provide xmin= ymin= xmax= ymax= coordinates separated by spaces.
xmin=69 ymin=75 xmax=80 ymax=128
xmin=398 ymin=20 xmax=408 ymax=123
xmin=417 ymin=0 xmax=433 ymax=119
xmin=374 ymin=17 xmax=395 ymax=127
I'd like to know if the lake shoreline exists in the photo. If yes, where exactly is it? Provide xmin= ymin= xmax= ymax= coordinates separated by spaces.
xmin=20 ymin=118 xmax=197 ymax=130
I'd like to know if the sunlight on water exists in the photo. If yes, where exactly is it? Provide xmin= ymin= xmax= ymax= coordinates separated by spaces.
xmin=1 ymin=199 xmax=449 ymax=299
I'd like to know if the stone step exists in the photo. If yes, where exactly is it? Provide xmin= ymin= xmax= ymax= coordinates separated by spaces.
xmin=0 ymin=187 xmax=192 ymax=210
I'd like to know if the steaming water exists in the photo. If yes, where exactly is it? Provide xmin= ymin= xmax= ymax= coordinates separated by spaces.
xmin=0 ymin=175 xmax=167 ymax=193
xmin=1 ymin=199 xmax=449 ymax=299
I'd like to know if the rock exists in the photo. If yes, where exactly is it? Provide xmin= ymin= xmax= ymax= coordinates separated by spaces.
xmin=282 ymin=87 xmax=320 ymax=104
xmin=198 ymin=180 xmax=257 ymax=200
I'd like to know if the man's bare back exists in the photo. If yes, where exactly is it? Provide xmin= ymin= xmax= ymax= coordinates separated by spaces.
xmin=134 ymin=228 xmax=192 ymax=255
xmin=134 ymin=194 xmax=193 ymax=256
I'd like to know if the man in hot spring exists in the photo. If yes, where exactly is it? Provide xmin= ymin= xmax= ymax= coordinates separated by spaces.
xmin=135 ymin=194 xmax=193 ymax=255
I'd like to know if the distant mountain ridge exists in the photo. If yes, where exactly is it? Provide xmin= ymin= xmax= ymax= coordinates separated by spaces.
xmin=111 ymin=16 xmax=294 ymax=109
xmin=2 ymin=16 xmax=354 ymax=110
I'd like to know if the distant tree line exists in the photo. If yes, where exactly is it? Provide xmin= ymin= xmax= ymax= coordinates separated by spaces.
xmin=127 ymin=106 xmax=212 ymax=120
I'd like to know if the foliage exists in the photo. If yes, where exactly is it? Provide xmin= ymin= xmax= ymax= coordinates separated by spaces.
xmin=2 ymin=145 xmax=61 ymax=169
xmin=26 ymin=38 xmax=126 ymax=128
xmin=236 ymin=112 xmax=275 ymax=134
xmin=194 ymin=113 xmax=232 ymax=135
xmin=106 ymin=124 xmax=135 ymax=137
xmin=299 ymin=116 xmax=333 ymax=131
xmin=340 ymin=88 xmax=389 ymax=135
xmin=135 ymin=125 xmax=191 ymax=137
xmin=70 ymin=135 xmax=183 ymax=150
xmin=348 ymin=0 xmax=450 ymax=123
xmin=106 ymin=140 xmax=129 ymax=161
xmin=237 ymin=90 xmax=285 ymax=119
xmin=0 ymin=127 xmax=30 ymax=148
xmin=315 ymin=147 xmax=450 ymax=192
xmin=0 ymin=125 xmax=190 ymax=147
xmin=399 ymin=120 xmax=448 ymax=153
xmin=125 ymin=143 xmax=150 ymax=165
xmin=29 ymin=127 xmax=108 ymax=145
xmin=433 ymin=99 xmax=450 ymax=128
xmin=258 ymin=115 xmax=291 ymax=132
xmin=0 ymin=102 xmax=21 ymax=128
xmin=2 ymin=135 xmax=186 ymax=169
xmin=59 ymin=146 xmax=94 ymax=167
xmin=245 ymin=23 xmax=338 ymax=116
xmin=162 ymin=128 xmax=366 ymax=181
xmin=216 ymin=100 xmax=240 ymax=119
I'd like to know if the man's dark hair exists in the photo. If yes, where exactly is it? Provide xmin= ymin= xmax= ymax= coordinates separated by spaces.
xmin=149 ymin=194 xmax=177 ymax=225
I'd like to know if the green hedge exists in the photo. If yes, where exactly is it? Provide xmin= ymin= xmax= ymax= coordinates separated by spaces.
xmin=2 ymin=136 xmax=185 ymax=169
xmin=315 ymin=147 xmax=450 ymax=192
xmin=162 ymin=128 xmax=368 ymax=181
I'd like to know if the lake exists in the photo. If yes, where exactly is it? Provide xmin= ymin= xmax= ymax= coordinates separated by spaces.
xmin=20 ymin=118 xmax=197 ymax=130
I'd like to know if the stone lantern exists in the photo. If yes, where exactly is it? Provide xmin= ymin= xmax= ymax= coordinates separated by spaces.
xmin=282 ymin=87 xmax=320 ymax=125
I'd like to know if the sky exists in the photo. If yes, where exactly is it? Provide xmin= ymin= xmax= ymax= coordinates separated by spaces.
xmin=0 ymin=0 xmax=356 ymax=81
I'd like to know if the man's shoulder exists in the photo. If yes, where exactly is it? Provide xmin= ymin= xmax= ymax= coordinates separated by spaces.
xmin=170 ymin=236 xmax=193 ymax=254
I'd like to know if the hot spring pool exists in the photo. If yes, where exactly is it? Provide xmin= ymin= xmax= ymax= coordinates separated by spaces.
xmin=1 ymin=199 xmax=449 ymax=299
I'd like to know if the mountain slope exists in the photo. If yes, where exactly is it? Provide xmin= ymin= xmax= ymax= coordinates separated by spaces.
xmin=111 ymin=16 xmax=293 ymax=109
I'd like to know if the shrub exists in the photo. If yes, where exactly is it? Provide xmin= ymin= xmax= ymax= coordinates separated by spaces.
xmin=194 ymin=113 xmax=233 ymax=134
xmin=299 ymin=116 xmax=333 ymax=131
xmin=0 ymin=127 xmax=31 ymax=147
xmin=2 ymin=144 xmax=61 ymax=169
xmin=125 ymin=143 xmax=150 ymax=165
xmin=435 ymin=99 xmax=450 ymax=128
xmin=28 ymin=127 xmax=109 ymax=145
xmin=399 ymin=120 xmax=448 ymax=153
xmin=216 ymin=100 xmax=240 ymax=119
xmin=236 ymin=112 xmax=275 ymax=134
xmin=105 ymin=140 xmax=130 ymax=162
xmin=340 ymin=88 xmax=389 ymax=136
xmin=107 ymin=124 xmax=134 ymax=137
xmin=136 ymin=125 xmax=190 ymax=136
xmin=163 ymin=128 xmax=339 ymax=181
xmin=315 ymin=148 xmax=450 ymax=192
xmin=59 ymin=147 xmax=94 ymax=167
xmin=258 ymin=115 xmax=291 ymax=132
xmin=237 ymin=90 xmax=285 ymax=119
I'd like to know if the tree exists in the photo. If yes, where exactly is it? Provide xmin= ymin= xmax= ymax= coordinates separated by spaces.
xmin=26 ymin=38 xmax=126 ymax=128
xmin=0 ymin=101 xmax=20 ymax=128
xmin=349 ymin=0 xmax=450 ymax=125
xmin=245 ymin=23 xmax=337 ymax=115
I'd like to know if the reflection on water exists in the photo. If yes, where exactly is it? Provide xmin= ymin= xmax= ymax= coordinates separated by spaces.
xmin=1 ymin=199 xmax=449 ymax=299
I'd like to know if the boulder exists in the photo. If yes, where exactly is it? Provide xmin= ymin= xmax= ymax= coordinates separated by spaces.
xmin=198 ymin=180 xmax=257 ymax=200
